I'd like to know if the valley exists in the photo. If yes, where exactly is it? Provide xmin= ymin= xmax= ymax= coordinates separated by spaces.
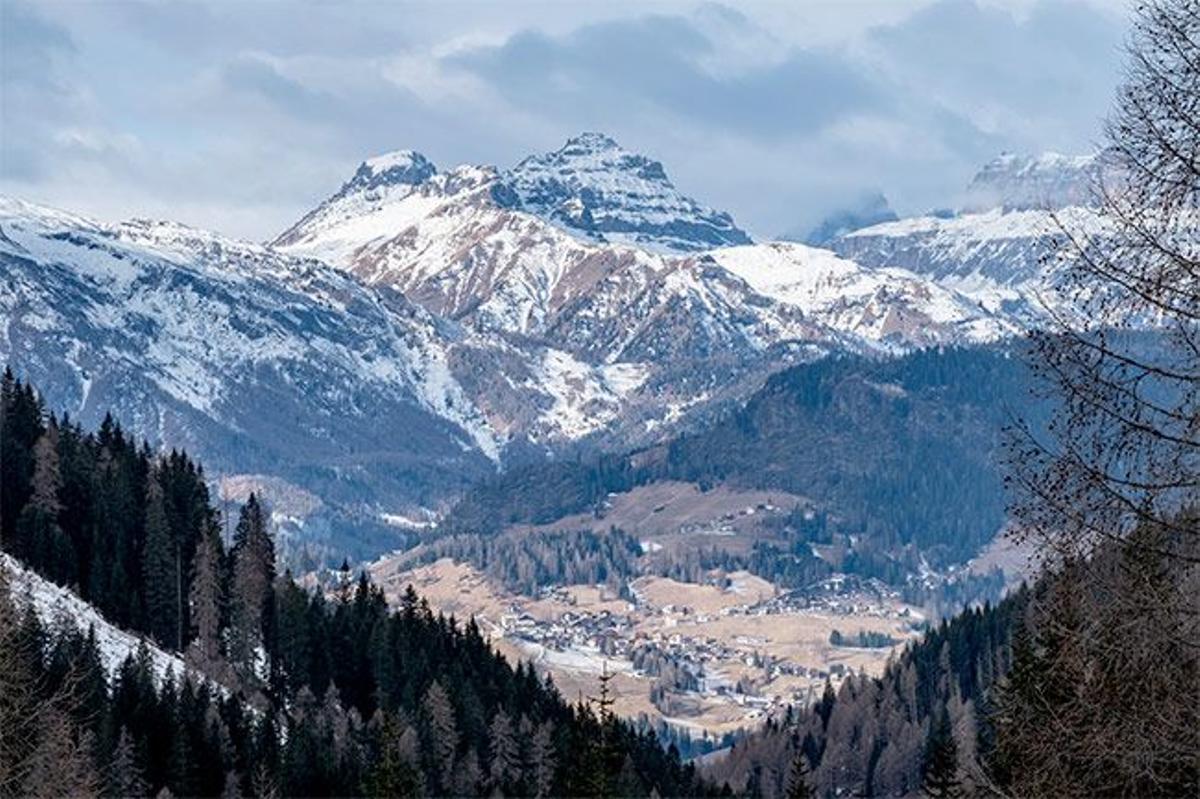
xmin=4 ymin=2 xmax=1196 ymax=795
xmin=368 ymin=554 xmax=923 ymax=741
xmin=0 ymin=123 xmax=1111 ymax=764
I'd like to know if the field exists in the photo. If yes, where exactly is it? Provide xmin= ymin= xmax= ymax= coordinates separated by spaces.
xmin=519 ymin=480 xmax=807 ymax=554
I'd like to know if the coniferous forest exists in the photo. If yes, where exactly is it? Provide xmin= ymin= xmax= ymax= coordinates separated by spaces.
xmin=0 ymin=370 xmax=718 ymax=798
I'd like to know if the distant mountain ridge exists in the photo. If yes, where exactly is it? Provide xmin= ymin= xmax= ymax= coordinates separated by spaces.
xmin=963 ymin=150 xmax=1104 ymax=213
xmin=789 ymin=191 xmax=899 ymax=246
xmin=829 ymin=151 xmax=1114 ymax=324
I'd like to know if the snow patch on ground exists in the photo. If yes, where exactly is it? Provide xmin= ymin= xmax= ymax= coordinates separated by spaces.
xmin=1 ymin=553 xmax=199 ymax=686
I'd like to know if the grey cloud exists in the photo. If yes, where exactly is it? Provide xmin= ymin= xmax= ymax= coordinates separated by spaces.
xmin=219 ymin=55 xmax=340 ymax=120
xmin=451 ymin=13 xmax=881 ymax=138
xmin=1 ymin=2 xmax=81 ymax=180
xmin=0 ymin=0 xmax=1129 ymax=243
xmin=867 ymin=0 xmax=1124 ymax=149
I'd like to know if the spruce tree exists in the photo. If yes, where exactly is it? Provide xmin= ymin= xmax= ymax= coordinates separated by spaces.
xmin=142 ymin=464 xmax=179 ymax=649
xmin=186 ymin=522 xmax=224 ymax=671
xmin=363 ymin=714 xmax=424 ymax=798
xmin=786 ymin=734 xmax=814 ymax=799
xmin=487 ymin=707 xmax=520 ymax=793
xmin=229 ymin=494 xmax=275 ymax=681
xmin=421 ymin=680 xmax=458 ymax=793
xmin=19 ymin=422 xmax=72 ymax=585
xmin=530 ymin=721 xmax=557 ymax=799
xmin=921 ymin=710 xmax=961 ymax=799
xmin=110 ymin=726 xmax=149 ymax=798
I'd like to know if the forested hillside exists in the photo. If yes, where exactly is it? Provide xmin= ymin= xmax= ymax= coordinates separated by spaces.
xmin=0 ymin=370 xmax=717 ymax=798
xmin=708 ymin=587 xmax=1023 ymax=797
xmin=446 ymin=345 xmax=1035 ymax=568
xmin=707 ymin=522 xmax=1198 ymax=798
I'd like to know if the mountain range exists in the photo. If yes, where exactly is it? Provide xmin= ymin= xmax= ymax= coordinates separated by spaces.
xmin=0 ymin=136 xmax=1102 ymax=562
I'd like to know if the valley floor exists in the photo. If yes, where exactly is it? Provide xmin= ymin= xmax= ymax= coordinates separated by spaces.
xmin=368 ymin=555 xmax=924 ymax=741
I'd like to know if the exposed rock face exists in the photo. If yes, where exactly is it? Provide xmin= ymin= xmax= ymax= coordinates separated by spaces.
xmin=6 ymin=145 xmax=1113 ymax=562
xmin=499 ymin=132 xmax=752 ymax=253
xmin=961 ymin=151 xmax=1105 ymax=213
xmin=831 ymin=152 xmax=1115 ymax=324
xmin=0 ymin=196 xmax=497 ymax=556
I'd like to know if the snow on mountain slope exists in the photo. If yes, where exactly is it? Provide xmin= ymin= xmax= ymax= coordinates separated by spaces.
xmin=2 ymin=553 xmax=195 ymax=684
xmin=0 ymin=196 xmax=500 ymax=540
xmin=271 ymin=148 xmax=849 ymax=412
xmin=273 ymin=140 xmax=1059 ymax=464
xmin=963 ymin=151 xmax=1104 ymax=213
xmin=829 ymin=152 xmax=1120 ymax=323
xmin=501 ymin=132 xmax=752 ymax=252
xmin=0 ymin=193 xmax=828 ymax=557
xmin=831 ymin=205 xmax=1106 ymax=322
xmin=276 ymin=160 xmax=635 ymax=335
xmin=710 ymin=243 xmax=1015 ymax=346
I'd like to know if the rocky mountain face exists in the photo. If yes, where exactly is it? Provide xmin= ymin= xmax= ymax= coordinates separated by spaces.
xmin=709 ymin=242 xmax=1016 ymax=347
xmin=500 ymin=132 xmax=752 ymax=252
xmin=830 ymin=152 xmax=1111 ymax=323
xmin=272 ymin=148 xmax=852 ymax=460
xmin=962 ymin=150 xmax=1103 ymax=213
xmin=0 ymin=197 xmax=498 ymax=557
xmin=0 ymin=192 xmax=822 ymax=559
xmin=274 ymin=138 xmax=1015 ymax=354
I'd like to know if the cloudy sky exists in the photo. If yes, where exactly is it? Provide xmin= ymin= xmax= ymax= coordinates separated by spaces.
xmin=1 ymin=0 xmax=1129 ymax=241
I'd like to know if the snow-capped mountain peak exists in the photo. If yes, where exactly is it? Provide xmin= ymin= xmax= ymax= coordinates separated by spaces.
xmin=500 ymin=132 xmax=752 ymax=252
xmin=273 ymin=150 xmax=443 ymax=249
xmin=346 ymin=149 xmax=438 ymax=193
xmin=963 ymin=150 xmax=1103 ymax=212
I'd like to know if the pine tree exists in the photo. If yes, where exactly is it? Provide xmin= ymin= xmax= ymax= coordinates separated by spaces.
xmin=110 ymin=726 xmax=149 ymax=798
xmin=1 ymin=372 xmax=42 ymax=551
xmin=585 ymin=663 xmax=618 ymax=797
xmin=229 ymin=494 xmax=275 ymax=682
xmin=19 ymin=423 xmax=72 ymax=585
xmin=421 ymin=680 xmax=458 ymax=792
xmin=186 ymin=522 xmax=224 ymax=671
xmin=0 ymin=564 xmax=42 ymax=795
xmin=22 ymin=705 xmax=102 ymax=799
xmin=142 ymin=464 xmax=180 ymax=649
xmin=921 ymin=709 xmax=961 ymax=799
xmin=530 ymin=721 xmax=557 ymax=799
xmin=363 ymin=714 xmax=424 ymax=799
xmin=487 ymin=707 xmax=520 ymax=793
xmin=454 ymin=747 xmax=482 ymax=797
xmin=786 ymin=734 xmax=814 ymax=799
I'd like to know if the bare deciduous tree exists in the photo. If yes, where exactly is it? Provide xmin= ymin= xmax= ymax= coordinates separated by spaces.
xmin=999 ymin=3 xmax=1200 ymax=795
xmin=1009 ymin=0 xmax=1199 ymax=566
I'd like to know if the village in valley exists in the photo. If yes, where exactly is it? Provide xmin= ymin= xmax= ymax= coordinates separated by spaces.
xmin=369 ymin=554 xmax=925 ymax=741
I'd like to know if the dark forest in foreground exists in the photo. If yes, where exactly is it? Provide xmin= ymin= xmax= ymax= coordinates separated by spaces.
xmin=0 ymin=370 xmax=715 ymax=798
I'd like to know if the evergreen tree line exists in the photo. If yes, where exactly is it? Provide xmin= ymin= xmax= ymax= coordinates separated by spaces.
xmin=0 ymin=368 xmax=229 ymax=651
xmin=708 ymin=2 xmax=1200 ymax=792
xmin=0 ymin=370 xmax=720 ymax=797
xmin=416 ymin=520 xmax=1004 ymax=621
xmin=409 ymin=526 xmax=644 ymax=598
